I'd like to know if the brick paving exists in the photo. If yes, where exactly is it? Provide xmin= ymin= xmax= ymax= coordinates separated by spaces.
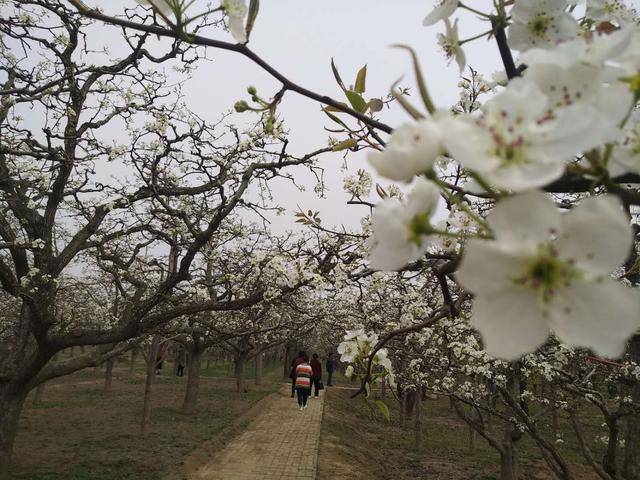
xmin=193 ymin=384 xmax=325 ymax=480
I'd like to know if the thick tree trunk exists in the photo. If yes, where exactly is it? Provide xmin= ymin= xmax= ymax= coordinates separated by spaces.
xmin=283 ymin=345 xmax=292 ymax=379
xmin=182 ymin=346 xmax=202 ymax=414
xmin=235 ymin=353 xmax=247 ymax=393
xmin=500 ymin=431 xmax=518 ymax=480
xmin=400 ymin=390 xmax=407 ymax=427
xmin=255 ymin=353 xmax=263 ymax=385
xmin=129 ymin=347 xmax=137 ymax=375
xmin=104 ymin=357 xmax=115 ymax=392
xmin=415 ymin=391 xmax=422 ymax=449
xmin=140 ymin=337 xmax=160 ymax=436
xmin=0 ymin=388 xmax=27 ymax=473
xmin=623 ymin=334 xmax=640 ymax=480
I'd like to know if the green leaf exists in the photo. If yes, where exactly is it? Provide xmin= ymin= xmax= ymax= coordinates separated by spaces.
xmin=354 ymin=64 xmax=367 ymax=93
xmin=332 ymin=138 xmax=358 ymax=151
xmin=375 ymin=400 xmax=390 ymax=421
xmin=345 ymin=90 xmax=367 ymax=113
xmin=323 ymin=110 xmax=349 ymax=129
xmin=322 ymin=102 xmax=350 ymax=112
xmin=392 ymin=44 xmax=435 ymax=114
xmin=245 ymin=0 xmax=260 ymax=39
xmin=331 ymin=58 xmax=347 ymax=92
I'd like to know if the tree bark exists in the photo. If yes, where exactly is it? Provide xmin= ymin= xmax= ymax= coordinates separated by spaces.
xmin=623 ymin=334 xmax=640 ymax=480
xmin=0 ymin=388 xmax=27 ymax=473
xmin=400 ymin=390 xmax=407 ymax=428
xmin=129 ymin=347 xmax=137 ymax=375
xmin=499 ymin=439 xmax=519 ymax=480
xmin=235 ymin=353 xmax=247 ymax=393
xmin=140 ymin=337 xmax=160 ymax=436
xmin=283 ymin=345 xmax=292 ymax=379
xmin=104 ymin=357 xmax=115 ymax=392
xmin=415 ymin=390 xmax=422 ymax=449
xmin=181 ymin=346 xmax=202 ymax=414
xmin=255 ymin=353 xmax=263 ymax=385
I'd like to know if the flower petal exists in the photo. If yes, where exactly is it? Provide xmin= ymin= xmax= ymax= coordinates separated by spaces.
xmin=488 ymin=191 xmax=560 ymax=246
xmin=557 ymin=195 xmax=633 ymax=275
xmin=458 ymin=238 xmax=529 ymax=294
xmin=550 ymin=279 xmax=640 ymax=358
xmin=471 ymin=287 xmax=551 ymax=360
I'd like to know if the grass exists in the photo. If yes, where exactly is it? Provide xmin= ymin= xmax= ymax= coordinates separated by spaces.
xmin=9 ymin=357 xmax=283 ymax=480
xmin=317 ymin=384 xmax=605 ymax=480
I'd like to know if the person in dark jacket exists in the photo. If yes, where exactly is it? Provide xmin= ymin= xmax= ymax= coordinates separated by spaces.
xmin=176 ymin=345 xmax=187 ymax=377
xmin=290 ymin=350 xmax=306 ymax=398
xmin=310 ymin=353 xmax=322 ymax=398
xmin=325 ymin=353 xmax=334 ymax=386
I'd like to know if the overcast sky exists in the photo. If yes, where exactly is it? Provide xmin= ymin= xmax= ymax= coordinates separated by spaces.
xmin=87 ymin=1 xmax=507 ymax=233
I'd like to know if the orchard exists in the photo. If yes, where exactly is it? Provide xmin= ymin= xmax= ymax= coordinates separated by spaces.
xmin=0 ymin=0 xmax=639 ymax=479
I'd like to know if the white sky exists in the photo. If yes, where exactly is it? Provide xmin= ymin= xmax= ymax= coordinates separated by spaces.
xmin=84 ymin=1 xmax=507 ymax=232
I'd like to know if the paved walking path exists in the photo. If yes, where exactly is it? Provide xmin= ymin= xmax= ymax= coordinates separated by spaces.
xmin=192 ymin=384 xmax=325 ymax=480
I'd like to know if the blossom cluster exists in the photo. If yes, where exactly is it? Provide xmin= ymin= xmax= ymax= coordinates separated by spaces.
xmin=366 ymin=0 xmax=640 ymax=360
xmin=337 ymin=328 xmax=396 ymax=391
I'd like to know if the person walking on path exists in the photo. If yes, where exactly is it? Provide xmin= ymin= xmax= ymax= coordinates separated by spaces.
xmin=294 ymin=355 xmax=313 ymax=411
xmin=290 ymin=350 xmax=306 ymax=398
xmin=176 ymin=344 xmax=187 ymax=377
xmin=310 ymin=353 xmax=322 ymax=398
xmin=325 ymin=353 xmax=334 ymax=387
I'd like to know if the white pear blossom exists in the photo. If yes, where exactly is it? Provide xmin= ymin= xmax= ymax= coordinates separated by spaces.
xmin=442 ymin=80 xmax=592 ymax=191
xmin=345 ymin=365 xmax=355 ymax=378
xmin=367 ymin=118 xmax=445 ymax=182
xmin=610 ymin=110 xmax=640 ymax=175
xmin=508 ymin=0 xmax=579 ymax=51
xmin=437 ymin=19 xmax=466 ymax=72
xmin=586 ymin=0 xmax=638 ymax=24
xmin=222 ymin=0 xmax=248 ymax=43
xmin=458 ymin=191 xmax=640 ymax=360
xmin=368 ymin=178 xmax=440 ymax=271
xmin=423 ymin=0 xmax=458 ymax=26
xmin=520 ymin=33 xmax=634 ymax=140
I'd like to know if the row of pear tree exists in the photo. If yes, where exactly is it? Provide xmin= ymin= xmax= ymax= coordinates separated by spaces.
xmin=1 ymin=1 xmax=640 ymax=479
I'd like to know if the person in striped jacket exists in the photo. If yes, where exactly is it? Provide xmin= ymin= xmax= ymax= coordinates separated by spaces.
xmin=294 ymin=354 xmax=313 ymax=411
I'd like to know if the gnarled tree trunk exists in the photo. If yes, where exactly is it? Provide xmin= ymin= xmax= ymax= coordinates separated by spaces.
xmin=182 ymin=345 xmax=203 ymax=414
xmin=129 ymin=347 xmax=138 ymax=375
xmin=104 ymin=357 xmax=115 ymax=392
xmin=235 ymin=352 xmax=248 ymax=393
xmin=0 ymin=387 xmax=27 ymax=472
xmin=499 ymin=437 xmax=519 ymax=480
xmin=140 ymin=336 xmax=160 ymax=436
xmin=255 ymin=353 xmax=263 ymax=385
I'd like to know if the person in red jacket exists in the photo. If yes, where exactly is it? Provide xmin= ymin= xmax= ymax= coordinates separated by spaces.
xmin=310 ymin=353 xmax=322 ymax=398
xmin=289 ymin=350 xmax=306 ymax=398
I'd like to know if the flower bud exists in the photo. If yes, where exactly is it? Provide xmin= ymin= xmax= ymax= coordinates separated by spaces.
xmin=234 ymin=100 xmax=249 ymax=113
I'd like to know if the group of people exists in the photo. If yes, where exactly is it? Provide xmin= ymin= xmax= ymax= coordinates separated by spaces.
xmin=290 ymin=351 xmax=334 ymax=411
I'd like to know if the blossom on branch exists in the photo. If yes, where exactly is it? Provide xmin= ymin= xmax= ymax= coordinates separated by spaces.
xmin=508 ymin=0 xmax=579 ymax=51
xmin=437 ymin=19 xmax=466 ymax=72
xmin=222 ymin=0 xmax=248 ymax=43
xmin=367 ymin=118 xmax=445 ymax=182
xmin=367 ymin=178 xmax=440 ymax=271
xmin=458 ymin=191 xmax=640 ymax=360
xmin=423 ymin=0 xmax=458 ymax=26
